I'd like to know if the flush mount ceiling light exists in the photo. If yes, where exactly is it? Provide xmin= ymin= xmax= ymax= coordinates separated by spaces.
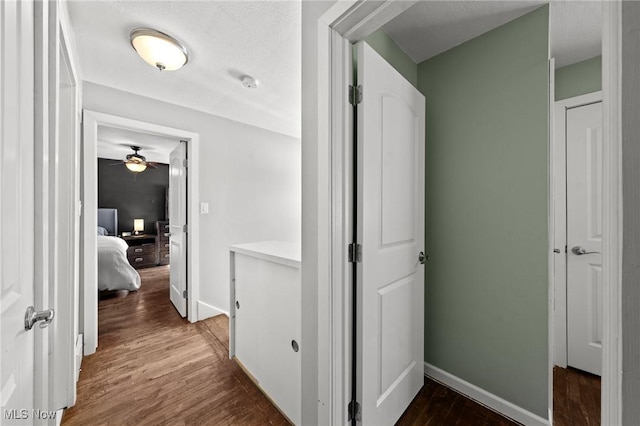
xmin=130 ymin=28 xmax=188 ymax=71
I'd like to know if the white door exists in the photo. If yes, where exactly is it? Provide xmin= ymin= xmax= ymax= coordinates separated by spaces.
xmin=1 ymin=0 xmax=37 ymax=419
xmin=356 ymin=41 xmax=425 ymax=425
xmin=566 ymin=101 xmax=603 ymax=376
xmin=169 ymin=142 xmax=188 ymax=317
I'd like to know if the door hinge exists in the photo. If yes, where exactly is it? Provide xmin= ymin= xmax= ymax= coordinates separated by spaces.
xmin=348 ymin=243 xmax=362 ymax=263
xmin=183 ymin=159 xmax=188 ymax=168
xmin=349 ymin=85 xmax=362 ymax=106
xmin=183 ymin=224 xmax=188 ymax=233
xmin=347 ymin=400 xmax=361 ymax=422
xmin=183 ymin=290 xmax=188 ymax=299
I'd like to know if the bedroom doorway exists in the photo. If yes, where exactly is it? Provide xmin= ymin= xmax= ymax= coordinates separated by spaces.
xmin=82 ymin=111 xmax=201 ymax=355
xmin=94 ymin=130 xmax=187 ymax=315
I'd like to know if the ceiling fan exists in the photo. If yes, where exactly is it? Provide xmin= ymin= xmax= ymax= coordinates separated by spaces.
xmin=111 ymin=146 xmax=159 ymax=173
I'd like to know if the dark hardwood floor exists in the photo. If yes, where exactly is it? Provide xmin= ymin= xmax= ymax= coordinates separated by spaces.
xmin=63 ymin=266 xmax=600 ymax=426
xmin=553 ymin=366 xmax=601 ymax=426
xmin=62 ymin=266 xmax=289 ymax=426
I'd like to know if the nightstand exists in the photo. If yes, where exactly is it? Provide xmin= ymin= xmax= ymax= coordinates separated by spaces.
xmin=155 ymin=221 xmax=170 ymax=265
xmin=122 ymin=234 xmax=157 ymax=269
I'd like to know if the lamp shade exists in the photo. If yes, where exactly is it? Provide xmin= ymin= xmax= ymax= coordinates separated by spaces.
xmin=133 ymin=219 xmax=144 ymax=232
xmin=130 ymin=28 xmax=188 ymax=71
xmin=126 ymin=161 xmax=147 ymax=173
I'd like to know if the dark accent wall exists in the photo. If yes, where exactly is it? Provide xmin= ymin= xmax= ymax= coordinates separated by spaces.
xmin=98 ymin=158 xmax=168 ymax=235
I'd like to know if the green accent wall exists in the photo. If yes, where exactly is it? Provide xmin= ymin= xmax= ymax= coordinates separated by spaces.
xmin=555 ymin=56 xmax=602 ymax=100
xmin=364 ymin=29 xmax=418 ymax=87
xmin=417 ymin=6 xmax=550 ymax=417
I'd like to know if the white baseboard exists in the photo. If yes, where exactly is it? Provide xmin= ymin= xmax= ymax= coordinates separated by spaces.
xmin=197 ymin=300 xmax=228 ymax=321
xmin=424 ymin=362 xmax=551 ymax=426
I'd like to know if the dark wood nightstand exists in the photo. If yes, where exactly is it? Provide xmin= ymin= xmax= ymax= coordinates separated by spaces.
xmin=155 ymin=221 xmax=170 ymax=265
xmin=122 ymin=234 xmax=157 ymax=269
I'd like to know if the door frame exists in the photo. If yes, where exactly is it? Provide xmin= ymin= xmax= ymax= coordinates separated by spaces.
xmin=552 ymin=90 xmax=603 ymax=369
xmin=81 ymin=111 xmax=201 ymax=355
xmin=310 ymin=1 xmax=622 ymax=425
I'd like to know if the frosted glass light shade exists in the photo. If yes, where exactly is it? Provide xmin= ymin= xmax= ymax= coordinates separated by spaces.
xmin=125 ymin=161 xmax=147 ymax=172
xmin=130 ymin=28 xmax=188 ymax=71
xmin=133 ymin=219 xmax=144 ymax=232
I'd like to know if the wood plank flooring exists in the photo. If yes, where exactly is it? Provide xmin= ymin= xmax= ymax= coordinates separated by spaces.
xmin=553 ymin=366 xmax=601 ymax=426
xmin=63 ymin=266 xmax=600 ymax=426
xmin=62 ymin=266 xmax=289 ymax=426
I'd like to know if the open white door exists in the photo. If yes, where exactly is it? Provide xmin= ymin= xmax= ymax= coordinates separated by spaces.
xmin=1 ymin=0 xmax=38 ymax=418
xmin=356 ymin=41 xmax=425 ymax=425
xmin=567 ymin=101 xmax=603 ymax=376
xmin=169 ymin=142 xmax=188 ymax=317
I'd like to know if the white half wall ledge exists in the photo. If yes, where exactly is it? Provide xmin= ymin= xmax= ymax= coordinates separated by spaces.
xmin=198 ymin=300 xmax=228 ymax=321
xmin=424 ymin=363 xmax=550 ymax=426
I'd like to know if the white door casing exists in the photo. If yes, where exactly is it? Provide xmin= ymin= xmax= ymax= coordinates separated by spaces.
xmin=83 ymin=113 xmax=201 ymax=354
xmin=0 ymin=0 xmax=36 ymax=419
xmin=566 ymin=101 xmax=603 ymax=376
xmin=169 ymin=142 xmax=188 ymax=317
xmin=356 ymin=41 xmax=425 ymax=425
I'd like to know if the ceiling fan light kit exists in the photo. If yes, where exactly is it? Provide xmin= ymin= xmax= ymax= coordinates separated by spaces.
xmin=130 ymin=28 xmax=188 ymax=71
xmin=120 ymin=146 xmax=157 ymax=173
xmin=125 ymin=161 xmax=147 ymax=173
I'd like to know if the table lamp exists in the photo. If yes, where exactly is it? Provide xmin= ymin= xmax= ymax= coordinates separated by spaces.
xmin=133 ymin=218 xmax=144 ymax=235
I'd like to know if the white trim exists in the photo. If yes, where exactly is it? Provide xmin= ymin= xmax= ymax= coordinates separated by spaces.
xmin=551 ymin=91 xmax=603 ymax=370
xmin=547 ymin=57 xmax=555 ymax=425
xmin=424 ymin=363 xmax=551 ymax=426
xmin=601 ymin=2 xmax=623 ymax=424
xmin=197 ymin=301 xmax=227 ymax=321
xmin=82 ymin=111 xmax=201 ymax=355
xmin=315 ymin=3 xmax=419 ymax=424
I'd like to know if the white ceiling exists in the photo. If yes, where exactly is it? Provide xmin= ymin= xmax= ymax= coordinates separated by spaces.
xmin=97 ymin=125 xmax=181 ymax=164
xmin=383 ymin=1 xmax=602 ymax=68
xmin=67 ymin=1 xmax=301 ymax=138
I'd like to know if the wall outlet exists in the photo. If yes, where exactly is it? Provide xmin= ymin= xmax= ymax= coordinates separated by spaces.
xmin=200 ymin=202 xmax=209 ymax=214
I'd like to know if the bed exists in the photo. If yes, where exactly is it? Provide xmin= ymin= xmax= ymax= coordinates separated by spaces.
xmin=97 ymin=208 xmax=141 ymax=292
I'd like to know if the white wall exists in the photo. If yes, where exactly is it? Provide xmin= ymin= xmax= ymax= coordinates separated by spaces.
xmin=83 ymin=82 xmax=301 ymax=315
xmin=301 ymin=2 xmax=336 ymax=425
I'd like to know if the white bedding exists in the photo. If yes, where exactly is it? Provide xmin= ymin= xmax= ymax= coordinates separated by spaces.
xmin=98 ymin=236 xmax=141 ymax=291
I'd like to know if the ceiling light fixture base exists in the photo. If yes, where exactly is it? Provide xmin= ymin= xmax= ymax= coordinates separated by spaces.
xmin=242 ymin=75 xmax=259 ymax=89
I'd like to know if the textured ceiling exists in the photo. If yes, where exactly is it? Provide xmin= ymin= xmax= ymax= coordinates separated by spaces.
xmin=67 ymin=1 xmax=301 ymax=138
xmin=97 ymin=125 xmax=181 ymax=164
xmin=383 ymin=1 xmax=602 ymax=68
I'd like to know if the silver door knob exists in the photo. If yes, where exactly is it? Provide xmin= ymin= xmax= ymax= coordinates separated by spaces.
xmin=418 ymin=252 xmax=428 ymax=264
xmin=24 ymin=306 xmax=54 ymax=331
xmin=571 ymin=246 xmax=601 ymax=255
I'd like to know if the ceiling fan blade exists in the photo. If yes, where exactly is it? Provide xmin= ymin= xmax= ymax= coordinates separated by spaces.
xmin=146 ymin=162 xmax=159 ymax=169
xmin=109 ymin=161 xmax=125 ymax=166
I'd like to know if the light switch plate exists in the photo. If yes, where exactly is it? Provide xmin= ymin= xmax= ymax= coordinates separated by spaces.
xmin=200 ymin=202 xmax=209 ymax=214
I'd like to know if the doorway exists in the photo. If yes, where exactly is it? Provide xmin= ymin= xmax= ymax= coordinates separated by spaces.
xmin=311 ymin=1 xmax=621 ymax=425
xmin=94 ymin=125 xmax=185 ymax=317
xmin=81 ymin=111 xmax=201 ymax=355
xmin=553 ymin=91 xmax=604 ymax=424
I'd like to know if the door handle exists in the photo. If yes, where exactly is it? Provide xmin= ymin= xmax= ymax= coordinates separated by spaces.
xmin=165 ymin=232 xmax=171 ymax=237
xmin=418 ymin=252 xmax=428 ymax=264
xmin=24 ymin=306 xmax=54 ymax=331
xmin=571 ymin=246 xmax=601 ymax=256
